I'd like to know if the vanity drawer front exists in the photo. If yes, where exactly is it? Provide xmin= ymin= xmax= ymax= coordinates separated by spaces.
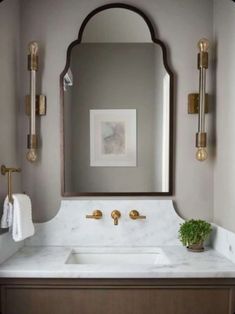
xmin=1 ymin=286 xmax=233 ymax=314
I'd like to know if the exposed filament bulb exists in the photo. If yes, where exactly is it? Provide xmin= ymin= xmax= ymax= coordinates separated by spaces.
xmin=198 ymin=38 xmax=209 ymax=53
xmin=28 ymin=41 xmax=39 ymax=56
xmin=26 ymin=149 xmax=37 ymax=163
xmin=196 ymin=147 xmax=208 ymax=162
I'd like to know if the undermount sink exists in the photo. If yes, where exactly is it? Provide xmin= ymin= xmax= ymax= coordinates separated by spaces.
xmin=65 ymin=247 xmax=170 ymax=266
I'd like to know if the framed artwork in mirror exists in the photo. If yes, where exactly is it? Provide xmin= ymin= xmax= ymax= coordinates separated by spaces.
xmin=90 ymin=109 xmax=136 ymax=167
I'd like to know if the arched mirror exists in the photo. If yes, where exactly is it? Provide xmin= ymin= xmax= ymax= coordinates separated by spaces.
xmin=60 ymin=3 xmax=174 ymax=196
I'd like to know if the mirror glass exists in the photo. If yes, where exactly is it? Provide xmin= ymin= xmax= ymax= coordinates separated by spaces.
xmin=62 ymin=6 xmax=173 ymax=195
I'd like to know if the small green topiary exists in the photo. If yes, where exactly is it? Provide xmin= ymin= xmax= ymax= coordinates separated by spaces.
xmin=179 ymin=219 xmax=212 ymax=247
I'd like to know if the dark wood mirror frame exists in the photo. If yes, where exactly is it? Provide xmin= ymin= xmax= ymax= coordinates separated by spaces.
xmin=60 ymin=3 xmax=174 ymax=197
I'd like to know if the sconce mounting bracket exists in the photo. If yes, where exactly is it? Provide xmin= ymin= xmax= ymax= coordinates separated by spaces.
xmin=25 ymin=95 xmax=47 ymax=116
xmin=188 ymin=93 xmax=209 ymax=114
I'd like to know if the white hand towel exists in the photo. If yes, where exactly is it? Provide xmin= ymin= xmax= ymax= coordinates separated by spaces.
xmin=12 ymin=194 xmax=35 ymax=242
xmin=1 ymin=196 xmax=13 ymax=229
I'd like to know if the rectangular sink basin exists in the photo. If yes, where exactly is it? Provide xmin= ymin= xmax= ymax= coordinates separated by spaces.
xmin=65 ymin=248 xmax=170 ymax=266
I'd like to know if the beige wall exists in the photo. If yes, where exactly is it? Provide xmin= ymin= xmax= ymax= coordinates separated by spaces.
xmin=18 ymin=0 xmax=214 ymax=222
xmin=0 ymin=0 xmax=21 ymax=231
xmin=2 ymin=0 xmax=234 ymax=234
xmin=213 ymin=0 xmax=235 ymax=232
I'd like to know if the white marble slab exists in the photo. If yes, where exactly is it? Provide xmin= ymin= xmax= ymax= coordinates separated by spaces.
xmin=211 ymin=224 xmax=235 ymax=264
xmin=25 ymin=200 xmax=184 ymax=247
xmin=0 ymin=232 xmax=24 ymax=264
xmin=1 ymin=200 xmax=235 ymax=279
xmin=0 ymin=246 xmax=235 ymax=278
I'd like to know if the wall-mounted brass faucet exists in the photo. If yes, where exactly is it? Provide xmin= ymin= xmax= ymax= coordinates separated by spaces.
xmin=85 ymin=209 xmax=146 ymax=225
xmin=86 ymin=210 xmax=103 ymax=220
xmin=111 ymin=210 xmax=121 ymax=225
xmin=129 ymin=210 xmax=146 ymax=220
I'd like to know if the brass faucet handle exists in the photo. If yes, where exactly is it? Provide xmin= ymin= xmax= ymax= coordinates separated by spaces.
xmin=86 ymin=210 xmax=103 ymax=220
xmin=111 ymin=210 xmax=121 ymax=225
xmin=129 ymin=210 xmax=146 ymax=220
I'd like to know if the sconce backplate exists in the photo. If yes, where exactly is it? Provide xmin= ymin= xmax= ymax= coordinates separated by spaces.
xmin=25 ymin=95 xmax=47 ymax=116
xmin=188 ymin=93 xmax=209 ymax=114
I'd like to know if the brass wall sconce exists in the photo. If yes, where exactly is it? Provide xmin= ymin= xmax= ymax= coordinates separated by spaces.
xmin=26 ymin=42 xmax=46 ymax=162
xmin=188 ymin=38 xmax=209 ymax=161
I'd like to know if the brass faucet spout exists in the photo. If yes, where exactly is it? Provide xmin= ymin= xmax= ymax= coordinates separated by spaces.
xmin=111 ymin=210 xmax=121 ymax=226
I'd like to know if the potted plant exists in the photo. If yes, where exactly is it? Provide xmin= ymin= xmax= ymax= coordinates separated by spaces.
xmin=179 ymin=219 xmax=212 ymax=252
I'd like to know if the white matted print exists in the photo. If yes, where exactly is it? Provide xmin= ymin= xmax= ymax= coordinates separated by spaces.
xmin=90 ymin=109 xmax=136 ymax=167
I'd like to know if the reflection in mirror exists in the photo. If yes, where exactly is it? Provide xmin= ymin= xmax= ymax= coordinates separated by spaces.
xmin=61 ymin=4 xmax=173 ymax=196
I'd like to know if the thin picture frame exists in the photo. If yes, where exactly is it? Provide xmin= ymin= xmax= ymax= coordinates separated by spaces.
xmin=90 ymin=109 xmax=137 ymax=167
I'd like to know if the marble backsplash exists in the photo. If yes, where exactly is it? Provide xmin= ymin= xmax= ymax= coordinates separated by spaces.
xmin=211 ymin=224 xmax=235 ymax=264
xmin=0 ymin=232 xmax=23 ymax=264
xmin=2 ymin=199 xmax=235 ymax=269
xmin=25 ymin=200 xmax=184 ymax=247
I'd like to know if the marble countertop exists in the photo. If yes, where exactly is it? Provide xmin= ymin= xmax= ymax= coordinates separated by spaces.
xmin=0 ymin=246 xmax=235 ymax=278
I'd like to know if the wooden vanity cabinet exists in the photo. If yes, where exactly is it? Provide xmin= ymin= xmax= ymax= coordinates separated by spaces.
xmin=1 ymin=278 xmax=235 ymax=314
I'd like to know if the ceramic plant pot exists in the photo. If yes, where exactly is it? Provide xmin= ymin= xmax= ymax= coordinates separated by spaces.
xmin=187 ymin=242 xmax=204 ymax=252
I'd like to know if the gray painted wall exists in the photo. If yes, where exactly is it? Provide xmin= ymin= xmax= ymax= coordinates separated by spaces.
xmin=0 ymin=0 xmax=21 ymax=230
xmin=18 ymin=0 xmax=214 ymax=222
xmin=2 ymin=0 xmax=235 ymax=234
xmin=213 ymin=0 xmax=235 ymax=232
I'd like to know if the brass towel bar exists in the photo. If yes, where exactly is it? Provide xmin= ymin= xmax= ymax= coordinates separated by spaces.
xmin=1 ymin=165 xmax=21 ymax=204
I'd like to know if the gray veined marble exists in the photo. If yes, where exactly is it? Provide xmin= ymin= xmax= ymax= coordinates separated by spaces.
xmin=1 ymin=200 xmax=235 ymax=279
xmin=0 ymin=246 xmax=235 ymax=279
xmin=25 ymin=200 xmax=184 ymax=247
